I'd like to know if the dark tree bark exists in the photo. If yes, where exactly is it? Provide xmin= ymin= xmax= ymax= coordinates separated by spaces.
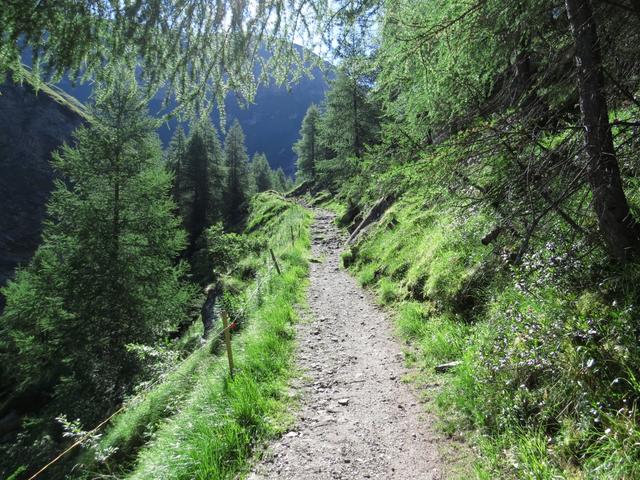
xmin=353 ymin=79 xmax=361 ymax=157
xmin=565 ymin=0 xmax=640 ymax=260
xmin=111 ymin=145 xmax=122 ymax=261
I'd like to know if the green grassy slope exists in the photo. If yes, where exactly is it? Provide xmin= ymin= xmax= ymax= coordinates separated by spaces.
xmin=76 ymin=192 xmax=311 ymax=479
xmin=332 ymin=164 xmax=640 ymax=478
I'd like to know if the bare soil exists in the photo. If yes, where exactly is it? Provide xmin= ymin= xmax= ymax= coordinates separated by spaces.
xmin=249 ymin=209 xmax=444 ymax=479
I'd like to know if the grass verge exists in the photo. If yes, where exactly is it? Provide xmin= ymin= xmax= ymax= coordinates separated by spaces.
xmin=335 ymin=190 xmax=640 ymax=479
xmin=78 ymin=192 xmax=311 ymax=479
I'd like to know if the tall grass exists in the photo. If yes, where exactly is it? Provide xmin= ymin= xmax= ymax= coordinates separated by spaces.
xmin=340 ymin=191 xmax=640 ymax=479
xmin=79 ymin=192 xmax=311 ymax=479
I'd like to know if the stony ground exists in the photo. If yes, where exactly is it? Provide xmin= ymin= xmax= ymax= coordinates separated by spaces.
xmin=249 ymin=209 xmax=444 ymax=480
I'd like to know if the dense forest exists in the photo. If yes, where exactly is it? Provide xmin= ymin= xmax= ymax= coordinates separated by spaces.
xmin=2 ymin=0 xmax=640 ymax=479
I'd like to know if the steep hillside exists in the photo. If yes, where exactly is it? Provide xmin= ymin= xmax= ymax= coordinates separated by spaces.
xmin=49 ymin=193 xmax=311 ymax=480
xmin=293 ymin=1 xmax=640 ymax=476
xmin=0 ymin=77 xmax=86 ymax=309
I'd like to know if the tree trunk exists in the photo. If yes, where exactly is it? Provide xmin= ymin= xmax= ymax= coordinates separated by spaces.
xmin=311 ymin=125 xmax=316 ymax=178
xmin=565 ymin=0 xmax=640 ymax=260
xmin=112 ymin=148 xmax=121 ymax=261
xmin=113 ymin=180 xmax=120 ymax=258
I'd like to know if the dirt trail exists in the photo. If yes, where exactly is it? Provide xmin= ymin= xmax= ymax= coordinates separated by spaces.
xmin=249 ymin=209 xmax=443 ymax=479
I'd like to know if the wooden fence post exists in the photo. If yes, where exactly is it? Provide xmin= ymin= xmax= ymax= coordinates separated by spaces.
xmin=290 ymin=225 xmax=295 ymax=245
xmin=269 ymin=248 xmax=282 ymax=275
xmin=221 ymin=310 xmax=235 ymax=378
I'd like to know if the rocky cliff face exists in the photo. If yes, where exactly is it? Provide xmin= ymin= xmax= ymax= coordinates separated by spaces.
xmin=0 ymin=79 xmax=84 ymax=309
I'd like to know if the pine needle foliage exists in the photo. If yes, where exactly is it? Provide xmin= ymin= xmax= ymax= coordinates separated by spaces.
xmin=0 ymin=0 xmax=330 ymax=117
xmin=0 ymin=66 xmax=195 ymax=476
xmin=251 ymin=152 xmax=274 ymax=193
xmin=293 ymin=104 xmax=321 ymax=181
xmin=180 ymin=120 xmax=225 ymax=247
xmin=223 ymin=119 xmax=252 ymax=227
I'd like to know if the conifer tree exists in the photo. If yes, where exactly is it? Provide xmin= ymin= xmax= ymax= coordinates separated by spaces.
xmin=202 ymin=121 xmax=226 ymax=221
xmin=223 ymin=120 xmax=251 ymax=227
xmin=166 ymin=126 xmax=187 ymax=207
xmin=318 ymin=69 xmax=379 ymax=160
xmin=272 ymin=167 xmax=291 ymax=192
xmin=178 ymin=120 xmax=225 ymax=248
xmin=184 ymin=129 xmax=211 ymax=245
xmin=181 ymin=121 xmax=226 ymax=283
xmin=0 ymin=68 xmax=194 ymax=425
xmin=293 ymin=104 xmax=321 ymax=182
xmin=564 ymin=0 xmax=640 ymax=258
xmin=316 ymin=68 xmax=380 ymax=189
xmin=252 ymin=153 xmax=273 ymax=192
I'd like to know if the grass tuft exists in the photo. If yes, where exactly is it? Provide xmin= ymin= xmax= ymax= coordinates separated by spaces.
xmin=378 ymin=278 xmax=399 ymax=305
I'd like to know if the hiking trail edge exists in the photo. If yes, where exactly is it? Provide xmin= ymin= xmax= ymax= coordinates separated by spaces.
xmin=249 ymin=208 xmax=444 ymax=480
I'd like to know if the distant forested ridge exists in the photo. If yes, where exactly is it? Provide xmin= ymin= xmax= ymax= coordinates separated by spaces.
xmin=0 ymin=50 xmax=323 ymax=308
xmin=21 ymin=46 xmax=330 ymax=175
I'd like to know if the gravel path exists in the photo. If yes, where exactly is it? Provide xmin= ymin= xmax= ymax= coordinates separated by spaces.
xmin=249 ymin=209 xmax=443 ymax=480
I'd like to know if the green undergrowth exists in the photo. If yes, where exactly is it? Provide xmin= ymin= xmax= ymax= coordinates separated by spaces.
xmin=303 ymin=190 xmax=346 ymax=217
xmin=336 ymin=189 xmax=640 ymax=479
xmin=79 ymin=192 xmax=311 ymax=479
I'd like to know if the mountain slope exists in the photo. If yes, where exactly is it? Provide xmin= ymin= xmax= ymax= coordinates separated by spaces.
xmin=50 ymin=49 xmax=329 ymax=175
xmin=0 ymin=55 xmax=327 ymax=306
xmin=0 ymin=77 xmax=86 ymax=309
